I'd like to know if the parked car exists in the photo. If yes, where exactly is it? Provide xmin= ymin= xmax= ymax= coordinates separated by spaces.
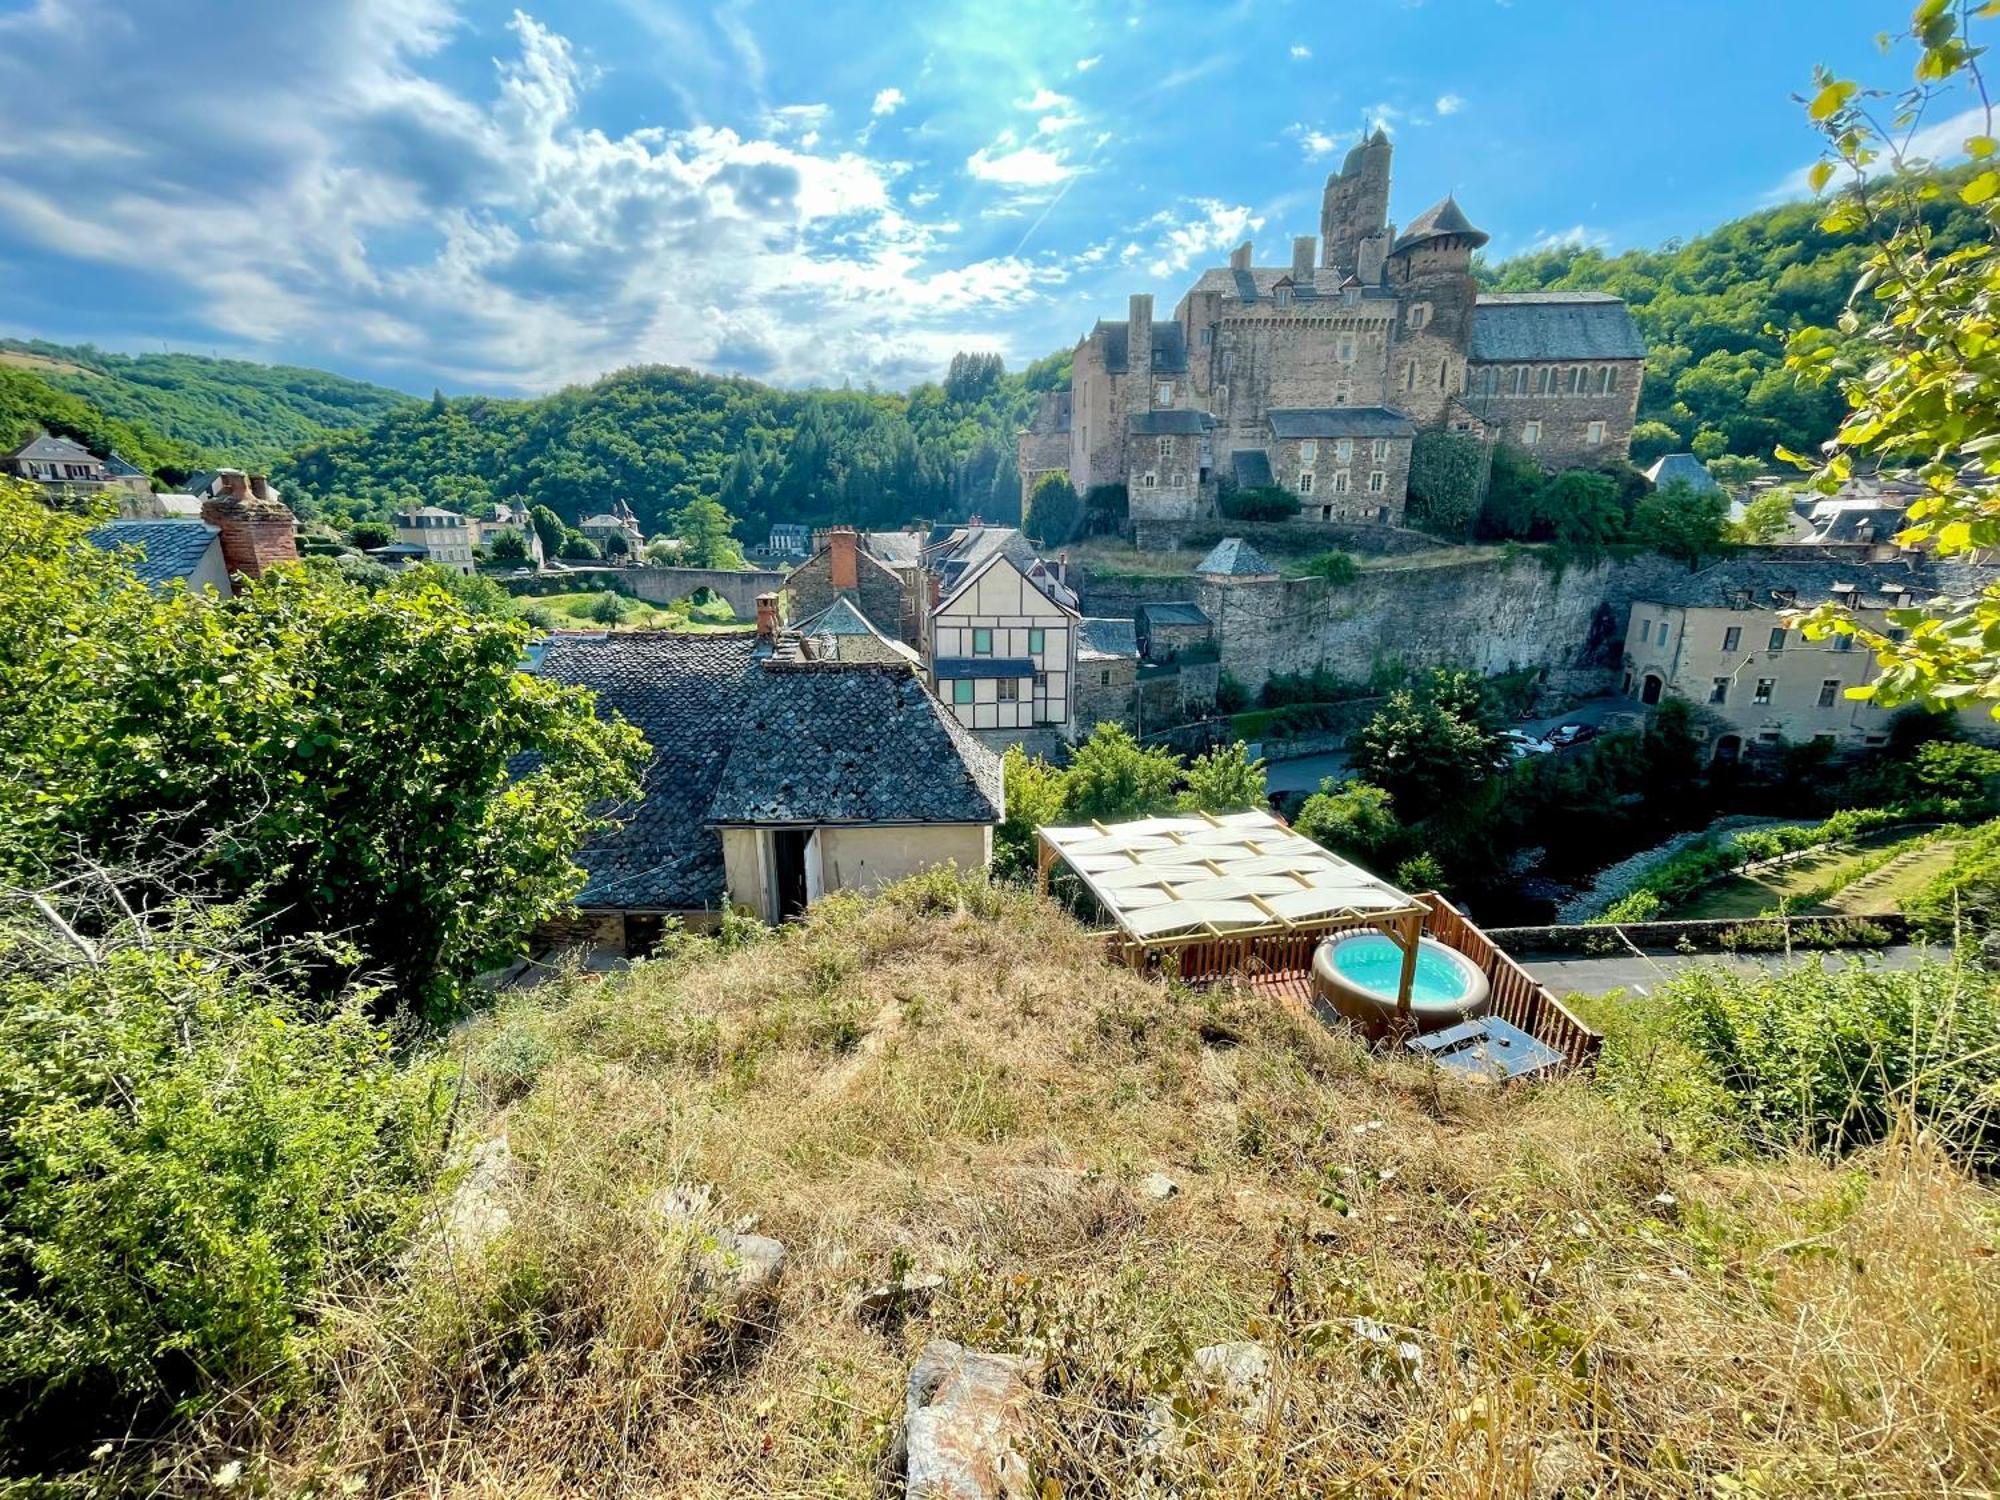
xmin=1501 ymin=730 xmax=1555 ymax=759
xmin=1545 ymin=723 xmax=1598 ymax=748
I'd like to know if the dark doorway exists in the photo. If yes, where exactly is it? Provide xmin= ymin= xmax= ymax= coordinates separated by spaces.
xmin=771 ymin=829 xmax=812 ymax=920
xmin=1713 ymin=734 xmax=1742 ymax=766
xmin=1641 ymin=673 xmax=1664 ymax=706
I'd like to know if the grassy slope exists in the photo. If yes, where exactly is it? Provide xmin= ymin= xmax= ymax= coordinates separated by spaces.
xmin=212 ymin=879 xmax=1999 ymax=1497
xmin=1676 ymin=829 xmax=1954 ymax=920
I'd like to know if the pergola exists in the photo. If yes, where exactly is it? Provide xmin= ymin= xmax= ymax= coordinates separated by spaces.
xmin=1036 ymin=808 xmax=1430 ymax=1011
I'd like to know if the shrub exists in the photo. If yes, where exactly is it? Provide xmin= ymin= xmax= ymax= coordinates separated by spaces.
xmin=589 ymin=588 xmax=636 ymax=624
xmin=348 ymin=519 xmax=392 ymax=550
xmin=1217 ymin=484 xmax=1300 ymax=522
xmin=1300 ymin=550 xmax=1357 ymax=584
xmin=1394 ymin=851 xmax=1445 ymax=892
xmin=1214 ymin=672 xmax=1250 ymax=715
xmin=1294 ymin=779 xmax=1401 ymax=865
xmin=1404 ymin=429 xmax=1486 ymax=535
xmin=1025 ymin=473 xmax=1082 ymax=545
xmin=487 ymin=528 xmax=530 ymax=564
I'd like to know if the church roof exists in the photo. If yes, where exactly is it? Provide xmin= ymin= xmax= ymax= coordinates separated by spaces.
xmin=1392 ymin=196 xmax=1489 ymax=254
xmin=1094 ymin=319 xmax=1188 ymax=374
xmin=1267 ymin=407 xmax=1417 ymax=439
xmin=1470 ymin=293 xmax=1646 ymax=362
xmin=1128 ymin=409 xmax=1215 ymax=436
xmin=1194 ymin=537 xmax=1278 ymax=579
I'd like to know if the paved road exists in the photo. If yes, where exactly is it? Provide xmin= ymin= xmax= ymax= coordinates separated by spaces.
xmin=1528 ymin=943 xmax=1941 ymax=998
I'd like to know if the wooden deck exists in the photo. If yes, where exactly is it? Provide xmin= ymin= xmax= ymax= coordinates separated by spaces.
xmin=1148 ymin=895 xmax=1602 ymax=1072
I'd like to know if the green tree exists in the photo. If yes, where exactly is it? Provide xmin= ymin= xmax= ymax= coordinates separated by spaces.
xmin=1405 ymin=429 xmax=1487 ymax=535
xmin=1062 ymin=723 xmax=1183 ymax=824
xmin=1177 ymin=741 xmax=1268 ymax=813
xmin=1733 ymin=488 xmax=1797 ymax=543
xmin=994 ymin=746 xmax=1071 ymax=882
xmin=348 ymin=519 xmax=392 ymax=549
xmin=531 ymin=503 xmax=565 ymax=556
xmin=669 ymin=496 xmax=748 ymax=569
xmin=1781 ymin=3 xmax=2000 ymax=717
xmin=1350 ymin=675 xmax=1497 ymax=808
xmin=1025 ymin=472 xmax=1082 ymax=545
xmin=488 ymin=527 xmax=530 ymax=564
xmin=0 ymin=482 xmax=647 ymax=1017
xmin=1632 ymin=477 xmax=1730 ymax=566
xmin=1294 ymin=779 xmax=1402 ymax=865
xmin=1627 ymin=419 xmax=1684 ymax=465
xmin=558 ymin=530 xmax=600 ymax=560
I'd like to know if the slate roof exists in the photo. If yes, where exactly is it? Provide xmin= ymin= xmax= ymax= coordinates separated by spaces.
xmin=1188 ymin=265 xmax=1400 ymax=304
xmin=934 ymin=656 xmax=1036 ymax=679
xmin=104 ymin=451 xmax=146 ymax=478
xmin=86 ymin=519 xmax=220 ymax=586
xmin=1644 ymin=454 xmax=1721 ymax=493
xmin=1642 ymin=557 xmax=1992 ymax=612
xmin=533 ymin=634 xmax=757 ymax=911
xmin=1231 ymin=449 xmax=1275 ymax=488
xmin=7 ymin=430 xmax=97 ymax=464
xmin=1078 ymin=617 xmax=1139 ymax=661
xmin=1128 ymin=409 xmax=1216 ymax=436
xmin=1266 ymin=406 xmax=1417 ymax=439
xmin=864 ymin=529 xmax=926 ymax=567
xmin=794 ymin=595 xmax=921 ymax=665
xmin=393 ymin=505 xmax=466 ymax=523
xmin=1194 ymin=538 xmax=1278 ymax=578
xmin=1139 ymin=601 xmax=1212 ymax=629
xmin=1392 ymin=196 xmax=1489 ymax=254
xmin=1469 ymin=293 xmax=1646 ymax=362
xmin=707 ymin=662 xmax=1004 ymax=827
xmin=1813 ymin=505 xmax=1907 ymax=545
xmin=1092 ymin=319 xmax=1189 ymax=374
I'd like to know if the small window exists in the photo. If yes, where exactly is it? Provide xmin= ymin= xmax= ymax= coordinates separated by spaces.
xmin=1099 ymin=669 xmax=1112 ymax=687
xmin=1300 ymin=439 xmax=1318 ymax=464
xmin=1659 ymin=625 xmax=1672 ymax=647
xmin=1566 ymin=366 xmax=1581 ymax=394
xmin=1371 ymin=438 xmax=1389 ymax=461
xmin=1200 ymin=327 xmax=1214 ymax=347
xmin=1817 ymin=679 xmax=1840 ymax=707
xmin=1405 ymin=361 xmax=1418 ymax=392
xmin=1754 ymin=677 xmax=1775 ymax=705
xmin=1141 ymin=472 xmax=1158 ymax=489
xmin=972 ymin=628 xmax=992 ymax=656
xmin=1368 ymin=470 xmax=1386 ymax=493
xmin=1604 ymin=365 xmax=1619 ymax=393
xmin=1833 ymin=633 xmax=1853 ymax=653
xmin=1158 ymin=437 xmax=1173 ymax=460
xmin=1169 ymin=471 xmax=1185 ymax=488
xmin=1298 ymin=471 xmax=1316 ymax=494
xmin=1710 ymin=677 xmax=1729 ymax=704
xmin=1597 ymin=366 xmax=1613 ymax=395
xmin=1337 ymin=335 xmax=1356 ymax=362
xmin=1275 ymin=286 xmax=1293 ymax=309
xmin=1408 ymin=304 xmax=1428 ymax=330
xmin=1034 ymin=669 xmax=1048 ymax=692
xmin=1332 ymin=471 xmax=1351 ymax=495
xmin=1156 ymin=382 xmax=1173 ymax=405
xmin=1768 ymin=627 xmax=1787 ymax=651
xmin=1723 ymin=626 xmax=1742 ymax=651
xmin=1640 ymin=620 xmax=1652 ymax=644
xmin=1334 ymin=385 xmax=1351 ymax=406
xmin=1438 ymin=357 xmax=1449 ymax=388
xmin=1335 ymin=438 xmax=1354 ymax=464
xmin=1028 ymin=628 xmax=1045 ymax=655
xmin=1320 ymin=505 xmax=1333 ymax=521
xmin=1586 ymin=421 xmax=1606 ymax=446
xmin=952 ymin=679 xmax=974 ymax=705
xmin=998 ymin=678 xmax=1019 ymax=703
xmin=1522 ymin=420 xmax=1542 ymax=447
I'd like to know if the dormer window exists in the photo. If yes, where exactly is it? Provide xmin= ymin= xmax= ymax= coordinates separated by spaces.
xmin=1274 ymin=282 xmax=1294 ymax=309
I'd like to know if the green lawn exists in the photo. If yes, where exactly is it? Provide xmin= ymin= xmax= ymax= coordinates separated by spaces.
xmin=1674 ymin=828 xmax=1953 ymax=919
xmin=518 ymin=591 xmax=742 ymax=633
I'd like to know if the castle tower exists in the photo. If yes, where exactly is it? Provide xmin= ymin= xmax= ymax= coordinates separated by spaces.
xmin=1320 ymin=129 xmax=1392 ymax=277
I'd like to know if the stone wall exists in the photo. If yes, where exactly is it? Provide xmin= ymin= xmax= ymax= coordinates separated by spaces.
xmin=1459 ymin=364 xmax=1643 ymax=469
xmin=1074 ymin=656 xmax=1138 ymax=733
xmin=630 ymin=564 xmax=786 ymax=619
xmin=1198 ymin=551 xmax=1689 ymax=696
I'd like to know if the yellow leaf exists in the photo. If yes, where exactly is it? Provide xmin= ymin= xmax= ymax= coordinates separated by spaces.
xmin=1807 ymin=160 xmax=1834 ymax=194
xmin=1962 ymin=170 xmax=2000 ymax=205
xmin=1809 ymin=81 xmax=1854 ymax=121
xmin=1970 ymin=135 xmax=1999 ymax=159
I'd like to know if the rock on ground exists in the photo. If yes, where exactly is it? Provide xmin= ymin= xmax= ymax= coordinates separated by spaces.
xmin=902 ymin=1339 xmax=1041 ymax=1500
xmin=432 ymin=1136 xmax=517 ymax=1261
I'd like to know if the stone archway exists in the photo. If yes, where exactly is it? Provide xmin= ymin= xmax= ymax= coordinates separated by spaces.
xmin=1640 ymin=673 xmax=1664 ymax=706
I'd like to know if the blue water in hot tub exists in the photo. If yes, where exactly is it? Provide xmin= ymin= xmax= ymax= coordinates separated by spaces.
xmin=1329 ymin=933 xmax=1472 ymax=1003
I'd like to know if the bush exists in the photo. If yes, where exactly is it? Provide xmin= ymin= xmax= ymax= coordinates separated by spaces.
xmin=1404 ymin=429 xmax=1486 ymax=535
xmin=1300 ymin=550 xmax=1357 ymax=584
xmin=589 ymin=588 xmax=635 ymax=624
xmin=0 ymin=892 xmax=447 ymax=1437
xmin=1294 ymin=779 xmax=1401 ymax=865
xmin=348 ymin=519 xmax=392 ymax=550
xmin=1666 ymin=959 xmax=2000 ymax=1161
xmin=1025 ymin=473 xmax=1082 ymax=545
xmin=1214 ymin=672 xmax=1250 ymax=715
xmin=1217 ymin=484 xmax=1300 ymax=521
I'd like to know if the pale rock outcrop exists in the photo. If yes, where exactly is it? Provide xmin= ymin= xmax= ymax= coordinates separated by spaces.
xmin=429 ymin=1136 xmax=518 ymax=1262
xmin=901 ymin=1339 xmax=1041 ymax=1500
xmin=652 ymin=1182 xmax=786 ymax=1324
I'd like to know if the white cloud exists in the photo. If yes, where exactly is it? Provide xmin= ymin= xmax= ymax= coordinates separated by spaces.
xmin=1131 ymin=199 xmax=1265 ymax=279
xmin=1289 ymin=44 xmax=1311 ymax=60
xmin=1016 ymin=86 xmax=1073 ymax=112
xmin=1528 ymin=224 xmax=1611 ymax=252
xmin=0 ymin=2 xmax=1076 ymax=389
xmin=1435 ymin=92 xmax=1466 ymax=116
xmin=1286 ymin=122 xmax=1344 ymax=161
xmin=1769 ymin=102 xmax=1990 ymax=200
xmin=1075 ymin=54 xmax=1101 ymax=71
xmin=967 ymin=140 xmax=1076 ymax=189
xmin=871 ymin=87 xmax=905 ymax=117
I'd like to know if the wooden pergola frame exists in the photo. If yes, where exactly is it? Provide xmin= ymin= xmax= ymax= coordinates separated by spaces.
xmin=1036 ymin=810 xmax=1430 ymax=1018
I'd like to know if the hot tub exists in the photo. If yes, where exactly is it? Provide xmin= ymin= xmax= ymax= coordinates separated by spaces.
xmin=1311 ymin=930 xmax=1490 ymax=1038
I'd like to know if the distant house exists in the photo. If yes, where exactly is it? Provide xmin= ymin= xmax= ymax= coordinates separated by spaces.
xmin=86 ymin=519 xmax=231 ymax=594
xmin=390 ymin=505 xmax=474 ymax=574
xmin=1075 ymin=616 xmax=1140 ymax=729
xmin=528 ymin=620 xmax=1003 ymax=949
xmin=1644 ymin=453 xmax=1722 ymax=494
xmin=578 ymin=498 xmax=644 ymax=558
xmin=475 ymin=502 xmax=545 ymax=565
xmin=767 ymin=522 xmax=812 ymax=556
xmin=785 ymin=527 xmax=918 ymax=643
xmin=6 ymin=431 xmax=154 ymax=503
xmin=1136 ymin=601 xmax=1213 ymax=662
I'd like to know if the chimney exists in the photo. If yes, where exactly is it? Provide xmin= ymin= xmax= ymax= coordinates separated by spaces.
xmin=1229 ymin=241 xmax=1252 ymax=271
xmin=1292 ymin=235 xmax=1316 ymax=280
xmin=830 ymin=526 xmax=858 ymax=590
xmin=755 ymin=593 xmax=779 ymax=642
xmin=249 ymin=474 xmax=271 ymax=500
xmin=1128 ymin=293 xmax=1154 ymax=382
xmin=218 ymin=468 xmax=250 ymax=500
xmin=1058 ymin=550 xmax=1069 ymax=587
xmin=201 ymin=472 xmax=298 ymax=585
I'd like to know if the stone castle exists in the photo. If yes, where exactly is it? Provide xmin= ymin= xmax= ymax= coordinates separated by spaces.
xmin=1019 ymin=134 xmax=1647 ymax=544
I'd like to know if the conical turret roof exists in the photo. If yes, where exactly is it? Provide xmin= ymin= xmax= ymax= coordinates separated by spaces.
xmin=1391 ymin=195 xmax=1488 ymax=254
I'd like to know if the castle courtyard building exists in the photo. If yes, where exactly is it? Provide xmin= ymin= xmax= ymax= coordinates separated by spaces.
xmin=1023 ymin=134 xmax=1645 ymax=545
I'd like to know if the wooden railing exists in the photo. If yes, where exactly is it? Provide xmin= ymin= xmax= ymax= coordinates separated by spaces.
xmin=1415 ymin=893 xmax=1602 ymax=1069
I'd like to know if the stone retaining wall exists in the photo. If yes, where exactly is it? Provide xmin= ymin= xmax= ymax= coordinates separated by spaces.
xmin=1488 ymin=912 xmax=1911 ymax=957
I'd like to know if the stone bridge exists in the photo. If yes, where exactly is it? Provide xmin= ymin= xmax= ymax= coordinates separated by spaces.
xmin=628 ymin=565 xmax=786 ymax=619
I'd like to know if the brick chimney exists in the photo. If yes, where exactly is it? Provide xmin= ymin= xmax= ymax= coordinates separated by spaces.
xmin=1292 ymin=235 xmax=1316 ymax=280
xmin=829 ymin=526 xmax=858 ymax=590
xmin=201 ymin=467 xmax=298 ymax=583
xmin=755 ymin=593 xmax=780 ymax=642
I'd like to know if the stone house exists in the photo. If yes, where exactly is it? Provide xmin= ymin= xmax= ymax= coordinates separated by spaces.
xmin=785 ymin=527 xmax=916 ymax=643
xmin=1021 ymin=134 xmax=1644 ymax=545
xmin=1264 ymin=408 xmax=1415 ymax=525
xmin=1074 ymin=616 xmax=1140 ymax=731
xmin=927 ymin=547 xmax=1080 ymax=744
xmin=1136 ymin=601 xmax=1214 ymax=662
xmin=527 ymin=625 xmax=1003 ymax=949
xmin=1618 ymin=558 xmax=1998 ymax=760
xmin=5 ymin=431 xmax=154 ymax=504
xmin=391 ymin=504 xmax=475 ymax=574
xmin=578 ymin=498 xmax=645 ymax=558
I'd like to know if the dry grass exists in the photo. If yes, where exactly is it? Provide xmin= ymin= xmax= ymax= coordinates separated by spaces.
xmin=177 ymin=878 xmax=2000 ymax=1497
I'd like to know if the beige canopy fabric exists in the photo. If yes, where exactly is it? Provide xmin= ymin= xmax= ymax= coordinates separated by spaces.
xmin=1037 ymin=808 xmax=1420 ymax=944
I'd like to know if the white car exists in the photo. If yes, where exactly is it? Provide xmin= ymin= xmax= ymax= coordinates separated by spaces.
xmin=1502 ymin=731 xmax=1555 ymax=759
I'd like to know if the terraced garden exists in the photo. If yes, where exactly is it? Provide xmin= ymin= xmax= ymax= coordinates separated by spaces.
xmin=1674 ymin=826 xmax=1957 ymax=920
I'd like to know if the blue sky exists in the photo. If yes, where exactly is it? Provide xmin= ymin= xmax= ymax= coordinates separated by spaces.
xmin=0 ymin=0 xmax=1963 ymax=395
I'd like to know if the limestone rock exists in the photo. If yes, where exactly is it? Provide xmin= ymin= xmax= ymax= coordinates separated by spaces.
xmin=857 ymin=1270 xmax=947 ymax=1322
xmin=434 ymin=1136 xmax=517 ymax=1260
xmin=1191 ymin=1340 xmax=1271 ymax=1425
xmin=695 ymin=1229 xmax=787 ymax=1311
xmin=902 ymin=1339 xmax=1041 ymax=1500
xmin=1139 ymin=1171 xmax=1180 ymax=1201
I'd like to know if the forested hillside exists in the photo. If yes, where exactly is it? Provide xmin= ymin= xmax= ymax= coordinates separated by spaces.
xmin=1479 ymin=180 xmax=1988 ymax=465
xmin=279 ymin=350 xmax=1070 ymax=538
xmin=0 ymin=339 xmax=413 ymax=470
xmin=0 ymin=363 xmax=191 ymax=475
